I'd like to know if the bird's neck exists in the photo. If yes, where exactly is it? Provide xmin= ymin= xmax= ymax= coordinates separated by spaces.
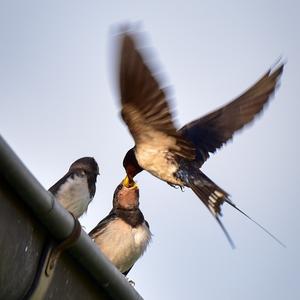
xmin=114 ymin=208 xmax=145 ymax=228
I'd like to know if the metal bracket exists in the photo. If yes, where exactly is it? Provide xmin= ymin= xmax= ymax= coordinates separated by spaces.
xmin=25 ymin=215 xmax=81 ymax=300
xmin=45 ymin=216 xmax=81 ymax=276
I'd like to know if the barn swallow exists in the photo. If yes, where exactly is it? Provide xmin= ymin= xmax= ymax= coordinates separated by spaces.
xmin=49 ymin=157 xmax=99 ymax=218
xmin=89 ymin=180 xmax=151 ymax=275
xmin=117 ymin=31 xmax=284 ymax=246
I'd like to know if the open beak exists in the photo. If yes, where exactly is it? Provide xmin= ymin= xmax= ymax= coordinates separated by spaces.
xmin=122 ymin=175 xmax=138 ymax=189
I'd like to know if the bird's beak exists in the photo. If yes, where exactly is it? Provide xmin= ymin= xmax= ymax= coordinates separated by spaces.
xmin=122 ymin=175 xmax=138 ymax=189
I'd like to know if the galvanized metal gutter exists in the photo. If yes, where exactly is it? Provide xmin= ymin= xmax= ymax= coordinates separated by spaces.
xmin=0 ymin=135 xmax=143 ymax=300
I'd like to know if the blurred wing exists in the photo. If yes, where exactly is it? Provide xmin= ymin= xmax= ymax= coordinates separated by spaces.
xmin=119 ymin=33 xmax=195 ymax=159
xmin=179 ymin=64 xmax=284 ymax=165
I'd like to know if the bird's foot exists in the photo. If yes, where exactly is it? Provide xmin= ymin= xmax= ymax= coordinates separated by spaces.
xmin=127 ymin=278 xmax=135 ymax=286
xmin=167 ymin=182 xmax=184 ymax=191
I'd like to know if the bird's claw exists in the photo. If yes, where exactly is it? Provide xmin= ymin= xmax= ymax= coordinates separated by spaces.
xmin=167 ymin=182 xmax=185 ymax=191
xmin=127 ymin=278 xmax=135 ymax=286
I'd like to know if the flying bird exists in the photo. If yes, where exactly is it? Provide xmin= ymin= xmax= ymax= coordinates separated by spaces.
xmin=117 ymin=30 xmax=284 ymax=247
xmin=89 ymin=180 xmax=151 ymax=275
xmin=49 ymin=157 xmax=99 ymax=218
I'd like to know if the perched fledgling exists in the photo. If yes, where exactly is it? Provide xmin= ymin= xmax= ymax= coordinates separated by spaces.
xmin=118 ymin=30 xmax=284 ymax=246
xmin=89 ymin=180 xmax=151 ymax=275
xmin=49 ymin=157 xmax=99 ymax=218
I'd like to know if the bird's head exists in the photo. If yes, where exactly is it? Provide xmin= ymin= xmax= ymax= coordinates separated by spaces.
xmin=69 ymin=157 xmax=100 ymax=175
xmin=69 ymin=157 xmax=100 ymax=179
xmin=113 ymin=180 xmax=140 ymax=210
xmin=122 ymin=148 xmax=143 ymax=187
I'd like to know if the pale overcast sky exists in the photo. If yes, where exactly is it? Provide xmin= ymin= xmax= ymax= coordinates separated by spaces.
xmin=1 ymin=1 xmax=299 ymax=299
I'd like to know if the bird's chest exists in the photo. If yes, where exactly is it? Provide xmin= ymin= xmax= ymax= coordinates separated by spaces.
xmin=94 ymin=219 xmax=151 ymax=273
xmin=135 ymin=146 xmax=182 ymax=185
xmin=56 ymin=175 xmax=91 ymax=218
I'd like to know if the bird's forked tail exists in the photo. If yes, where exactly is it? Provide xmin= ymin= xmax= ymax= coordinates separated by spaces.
xmin=189 ymin=170 xmax=285 ymax=248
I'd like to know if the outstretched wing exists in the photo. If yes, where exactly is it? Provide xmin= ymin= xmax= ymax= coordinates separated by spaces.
xmin=119 ymin=32 xmax=195 ymax=159
xmin=179 ymin=64 xmax=284 ymax=165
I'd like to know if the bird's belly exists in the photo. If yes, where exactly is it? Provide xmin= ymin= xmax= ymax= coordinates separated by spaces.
xmin=94 ymin=219 xmax=151 ymax=273
xmin=135 ymin=147 xmax=183 ymax=185
xmin=56 ymin=175 xmax=91 ymax=218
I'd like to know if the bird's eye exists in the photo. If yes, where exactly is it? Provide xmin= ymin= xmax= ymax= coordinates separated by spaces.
xmin=80 ymin=170 xmax=86 ymax=176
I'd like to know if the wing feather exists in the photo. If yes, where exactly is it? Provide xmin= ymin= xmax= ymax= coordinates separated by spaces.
xmin=179 ymin=64 xmax=284 ymax=165
xmin=119 ymin=32 xmax=195 ymax=160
